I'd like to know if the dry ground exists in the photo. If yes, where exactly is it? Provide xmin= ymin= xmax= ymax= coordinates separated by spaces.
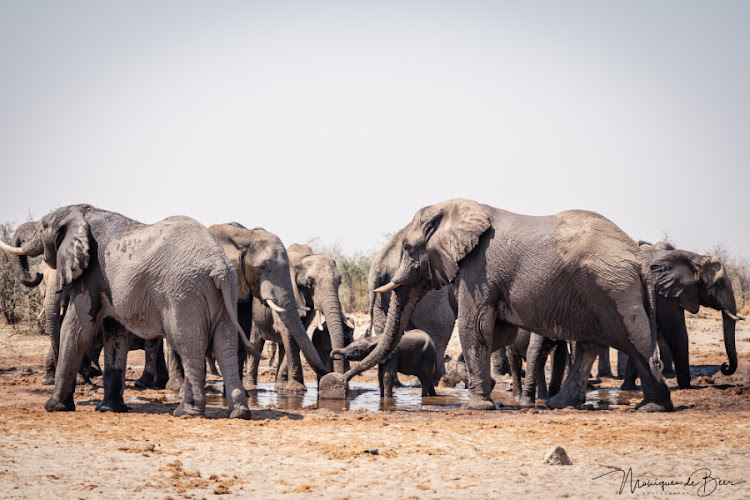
xmin=1 ymin=311 xmax=749 ymax=499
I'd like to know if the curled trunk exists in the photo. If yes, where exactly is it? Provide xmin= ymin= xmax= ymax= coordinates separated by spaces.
xmin=720 ymin=311 xmax=738 ymax=376
xmin=10 ymin=254 xmax=42 ymax=287
xmin=344 ymin=286 xmax=421 ymax=381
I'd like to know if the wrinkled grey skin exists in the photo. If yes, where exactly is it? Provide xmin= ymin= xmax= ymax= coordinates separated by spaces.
xmin=255 ymin=243 xmax=351 ymax=380
xmin=621 ymin=245 xmax=740 ymax=390
xmin=331 ymin=330 xmax=437 ymax=398
xmin=506 ymin=330 xmax=568 ymax=403
xmin=309 ymin=316 xmax=355 ymax=379
xmin=208 ymin=225 xmax=329 ymax=393
xmin=1 ymin=205 xmax=251 ymax=418
xmin=346 ymin=199 xmax=672 ymax=412
xmin=368 ymin=225 xmax=456 ymax=382
xmin=37 ymin=262 xmax=166 ymax=389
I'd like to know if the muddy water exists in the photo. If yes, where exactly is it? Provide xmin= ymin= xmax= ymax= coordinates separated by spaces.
xmin=186 ymin=381 xmax=642 ymax=412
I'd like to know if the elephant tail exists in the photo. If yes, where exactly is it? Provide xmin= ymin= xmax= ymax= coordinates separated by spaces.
xmin=639 ymin=253 xmax=664 ymax=382
xmin=213 ymin=271 xmax=263 ymax=360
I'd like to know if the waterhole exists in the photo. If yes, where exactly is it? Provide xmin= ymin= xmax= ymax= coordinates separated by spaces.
xmin=150 ymin=381 xmax=641 ymax=412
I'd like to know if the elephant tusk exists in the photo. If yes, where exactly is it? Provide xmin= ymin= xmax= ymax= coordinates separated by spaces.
xmin=37 ymin=309 xmax=44 ymax=319
xmin=266 ymin=299 xmax=286 ymax=313
xmin=317 ymin=312 xmax=326 ymax=331
xmin=0 ymin=240 xmax=25 ymax=256
xmin=297 ymin=304 xmax=311 ymax=312
xmin=344 ymin=315 xmax=355 ymax=329
xmin=723 ymin=310 xmax=745 ymax=321
xmin=374 ymin=281 xmax=400 ymax=294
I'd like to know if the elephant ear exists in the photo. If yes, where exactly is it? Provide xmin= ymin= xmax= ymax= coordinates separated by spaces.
xmin=650 ymin=251 xmax=701 ymax=314
xmin=43 ymin=208 xmax=91 ymax=288
xmin=699 ymin=255 xmax=724 ymax=288
xmin=420 ymin=199 xmax=491 ymax=289
xmin=287 ymin=243 xmax=313 ymax=265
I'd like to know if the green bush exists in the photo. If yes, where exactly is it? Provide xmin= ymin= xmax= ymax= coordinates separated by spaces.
xmin=0 ymin=222 xmax=45 ymax=335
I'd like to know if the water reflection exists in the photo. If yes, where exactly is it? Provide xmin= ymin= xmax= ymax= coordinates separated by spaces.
xmin=168 ymin=381 xmax=641 ymax=412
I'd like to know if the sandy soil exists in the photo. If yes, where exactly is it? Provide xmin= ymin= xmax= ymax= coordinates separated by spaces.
xmin=1 ymin=311 xmax=749 ymax=499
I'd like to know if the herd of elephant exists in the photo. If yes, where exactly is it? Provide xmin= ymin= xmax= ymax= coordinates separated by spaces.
xmin=0 ymin=199 xmax=741 ymax=419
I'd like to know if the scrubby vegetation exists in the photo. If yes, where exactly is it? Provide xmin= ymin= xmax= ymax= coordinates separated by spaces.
xmin=0 ymin=222 xmax=45 ymax=334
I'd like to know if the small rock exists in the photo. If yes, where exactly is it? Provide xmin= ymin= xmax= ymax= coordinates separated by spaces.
xmin=543 ymin=446 xmax=572 ymax=465
xmin=318 ymin=373 xmax=348 ymax=399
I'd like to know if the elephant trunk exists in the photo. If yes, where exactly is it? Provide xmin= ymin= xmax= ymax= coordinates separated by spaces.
xmin=344 ymin=285 xmax=420 ymax=381
xmin=10 ymin=254 xmax=43 ymax=287
xmin=7 ymin=224 xmax=44 ymax=287
xmin=270 ymin=294 xmax=330 ymax=375
xmin=319 ymin=287 xmax=347 ymax=374
xmin=45 ymin=291 xmax=63 ymax=363
xmin=720 ymin=311 xmax=738 ymax=376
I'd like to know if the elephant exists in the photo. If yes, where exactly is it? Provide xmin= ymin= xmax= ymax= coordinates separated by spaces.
xmin=246 ymin=243 xmax=353 ymax=384
xmin=329 ymin=199 xmax=673 ymax=412
xmin=35 ymin=262 xmax=167 ymax=389
xmin=206 ymin=224 xmax=330 ymax=393
xmin=620 ymin=244 xmax=741 ymax=389
xmin=368 ymin=225 xmax=456 ymax=382
xmin=331 ymin=329 xmax=437 ymax=398
xmin=506 ymin=330 xmax=568 ymax=403
xmin=0 ymin=204 xmax=254 ymax=418
xmin=309 ymin=314 xmax=356 ymax=376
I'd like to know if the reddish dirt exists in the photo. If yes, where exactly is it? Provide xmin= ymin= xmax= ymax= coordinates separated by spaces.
xmin=1 ymin=311 xmax=749 ymax=499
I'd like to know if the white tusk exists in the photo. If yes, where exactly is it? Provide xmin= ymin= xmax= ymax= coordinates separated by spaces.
xmin=344 ymin=316 xmax=355 ymax=329
xmin=723 ymin=310 xmax=745 ymax=321
xmin=37 ymin=309 xmax=44 ymax=319
xmin=0 ymin=240 xmax=25 ymax=256
xmin=266 ymin=299 xmax=286 ymax=313
xmin=374 ymin=281 xmax=400 ymax=294
xmin=297 ymin=304 xmax=311 ymax=312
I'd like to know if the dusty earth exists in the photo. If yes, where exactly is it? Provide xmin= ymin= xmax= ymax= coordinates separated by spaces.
xmin=1 ymin=311 xmax=749 ymax=499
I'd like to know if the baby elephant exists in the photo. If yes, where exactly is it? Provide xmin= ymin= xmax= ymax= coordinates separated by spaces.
xmin=330 ymin=330 xmax=438 ymax=398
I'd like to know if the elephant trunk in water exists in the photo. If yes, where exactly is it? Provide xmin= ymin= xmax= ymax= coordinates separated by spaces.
xmin=319 ymin=286 xmax=347 ymax=374
xmin=720 ymin=310 xmax=738 ymax=376
xmin=343 ymin=285 xmax=420 ymax=381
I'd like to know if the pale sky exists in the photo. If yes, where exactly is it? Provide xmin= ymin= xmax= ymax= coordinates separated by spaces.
xmin=1 ymin=1 xmax=748 ymax=258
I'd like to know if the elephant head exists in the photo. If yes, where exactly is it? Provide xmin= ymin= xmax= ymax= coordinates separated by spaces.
xmin=330 ymin=336 xmax=378 ymax=363
xmin=344 ymin=199 xmax=491 ymax=381
xmin=287 ymin=243 xmax=353 ymax=374
xmin=208 ymin=224 xmax=329 ymax=375
xmin=0 ymin=207 xmax=91 ymax=289
xmin=648 ymin=248 xmax=742 ymax=376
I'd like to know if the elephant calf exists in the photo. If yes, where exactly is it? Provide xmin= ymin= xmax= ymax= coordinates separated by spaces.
xmin=331 ymin=330 xmax=438 ymax=398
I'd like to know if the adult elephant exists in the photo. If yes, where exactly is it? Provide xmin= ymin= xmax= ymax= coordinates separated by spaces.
xmin=369 ymin=225 xmax=456 ymax=382
xmin=621 ymin=245 xmax=741 ymax=389
xmin=0 ymin=205 xmax=254 ymax=418
xmin=207 ymin=225 xmax=330 ymax=392
xmin=327 ymin=199 xmax=672 ymax=412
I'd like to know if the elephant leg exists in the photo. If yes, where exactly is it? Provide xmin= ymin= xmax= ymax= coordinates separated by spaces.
xmin=658 ymin=303 xmax=690 ymax=389
xmin=96 ymin=319 xmax=130 ymax=413
xmin=206 ymin=349 xmax=220 ymax=376
xmin=597 ymin=347 xmax=613 ymax=377
xmin=458 ymin=307 xmax=498 ymax=411
xmin=535 ymin=345 xmax=552 ymax=401
xmin=508 ymin=349 xmax=523 ymax=400
xmin=520 ymin=333 xmax=545 ymax=404
xmin=135 ymin=338 xmax=160 ymax=388
xmin=616 ymin=350 xmax=628 ymax=378
xmin=43 ymin=345 xmax=56 ymax=386
xmin=620 ymin=355 xmax=638 ymax=390
xmin=45 ymin=295 xmax=100 ymax=412
xmin=247 ymin=337 xmax=264 ymax=387
xmin=546 ymin=342 xmax=600 ymax=409
xmin=153 ymin=339 xmax=169 ymax=389
xmin=173 ymin=355 xmax=207 ymax=418
xmin=274 ymin=344 xmax=288 ymax=391
xmin=284 ymin=341 xmax=306 ymax=392
xmin=658 ymin=334 xmax=675 ymax=378
xmin=165 ymin=342 xmax=185 ymax=394
xmin=211 ymin=321 xmax=251 ymax=419
xmin=491 ymin=349 xmax=509 ymax=378
xmin=382 ymin=358 xmax=398 ymax=398
xmin=548 ymin=342 xmax=568 ymax=398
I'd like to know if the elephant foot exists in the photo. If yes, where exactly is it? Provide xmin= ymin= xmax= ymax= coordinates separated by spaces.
xmin=463 ymin=396 xmax=498 ymax=410
xmin=173 ymin=402 xmax=205 ymax=418
xmin=545 ymin=391 xmax=580 ymax=410
xmin=229 ymin=407 xmax=252 ymax=420
xmin=677 ymin=383 xmax=692 ymax=390
xmin=282 ymin=380 xmax=307 ymax=393
xmin=152 ymin=377 xmax=169 ymax=390
xmin=42 ymin=376 xmax=55 ymax=386
xmin=519 ymin=394 xmax=535 ymax=405
xmin=44 ymin=396 xmax=75 ymax=412
xmin=598 ymin=370 xmax=613 ymax=378
xmin=89 ymin=364 xmax=103 ymax=378
xmin=620 ymin=381 xmax=639 ymax=391
xmin=166 ymin=377 xmax=184 ymax=394
xmin=134 ymin=373 xmax=155 ymax=388
xmin=635 ymin=399 xmax=674 ymax=412
xmin=96 ymin=398 xmax=129 ymax=413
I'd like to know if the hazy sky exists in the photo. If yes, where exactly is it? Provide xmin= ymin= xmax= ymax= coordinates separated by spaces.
xmin=1 ymin=2 xmax=748 ymax=258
